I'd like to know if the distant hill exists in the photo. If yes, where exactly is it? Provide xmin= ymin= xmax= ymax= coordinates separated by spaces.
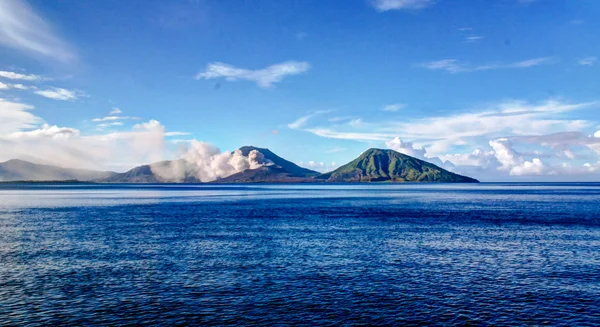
xmin=0 ymin=159 xmax=116 ymax=182
xmin=102 ymin=159 xmax=200 ymax=183
xmin=317 ymin=148 xmax=478 ymax=183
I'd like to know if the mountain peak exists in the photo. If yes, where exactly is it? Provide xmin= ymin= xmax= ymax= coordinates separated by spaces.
xmin=320 ymin=148 xmax=478 ymax=183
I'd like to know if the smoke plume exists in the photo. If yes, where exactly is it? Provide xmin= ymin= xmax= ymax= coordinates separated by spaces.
xmin=150 ymin=140 xmax=272 ymax=182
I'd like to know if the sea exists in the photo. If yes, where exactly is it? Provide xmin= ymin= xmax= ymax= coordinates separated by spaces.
xmin=1 ymin=183 xmax=599 ymax=326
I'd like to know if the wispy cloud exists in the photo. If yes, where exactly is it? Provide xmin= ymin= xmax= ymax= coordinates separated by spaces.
xmin=195 ymin=61 xmax=310 ymax=88
xmin=371 ymin=0 xmax=435 ymax=12
xmin=0 ymin=70 xmax=44 ymax=81
xmin=164 ymin=131 xmax=191 ymax=136
xmin=0 ymin=0 xmax=75 ymax=61
xmin=420 ymin=57 xmax=556 ymax=73
xmin=92 ymin=116 xmax=139 ymax=122
xmin=34 ymin=87 xmax=80 ymax=101
xmin=508 ymin=57 xmax=556 ymax=68
xmin=578 ymin=57 xmax=596 ymax=66
xmin=96 ymin=121 xmax=124 ymax=130
xmin=464 ymin=35 xmax=483 ymax=43
xmin=0 ymin=98 xmax=41 ymax=134
xmin=382 ymin=103 xmax=405 ymax=112
xmin=288 ymin=110 xmax=330 ymax=129
xmin=109 ymin=107 xmax=122 ymax=115
xmin=290 ymin=100 xmax=598 ymax=153
xmin=0 ymin=82 xmax=30 ymax=90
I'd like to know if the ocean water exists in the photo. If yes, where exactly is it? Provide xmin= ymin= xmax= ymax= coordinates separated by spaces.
xmin=1 ymin=183 xmax=600 ymax=326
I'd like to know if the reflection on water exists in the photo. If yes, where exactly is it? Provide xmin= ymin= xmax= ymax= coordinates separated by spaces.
xmin=1 ymin=183 xmax=600 ymax=325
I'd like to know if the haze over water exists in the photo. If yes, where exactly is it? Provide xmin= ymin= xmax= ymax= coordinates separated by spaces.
xmin=1 ymin=183 xmax=600 ymax=326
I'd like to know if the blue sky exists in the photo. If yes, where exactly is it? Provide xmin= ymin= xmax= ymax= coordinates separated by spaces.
xmin=1 ymin=0 xmax=599 ymax=181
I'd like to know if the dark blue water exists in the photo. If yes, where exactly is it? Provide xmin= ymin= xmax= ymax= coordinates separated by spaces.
xmin=1 ymin=183 xmax=600 ymax=326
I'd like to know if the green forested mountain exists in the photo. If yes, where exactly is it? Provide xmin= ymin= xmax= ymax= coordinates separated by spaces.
xmin=318 ymin=148 xmax=478 ymax=183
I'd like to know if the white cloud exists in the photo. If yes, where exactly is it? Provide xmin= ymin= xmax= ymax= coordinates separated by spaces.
xmin=0 ymin=119 xmax=169 ymax=171
xmin=0 ymin=0 xmax=75 ymax=61
xmin=292 ymin=99 xmax=600 ymax=180
xmin=93 ymin=116 xmax=120 ymax=122
xmin=382 ymin=103 xmax=405 ymax=112
xmin=299 ymin=160 xmax=338 ymax=172
xmin=0 ymin=70 xmax=44 ymax=81
xmin=510 ymin=158 xmax=548 ymax=176
xmin=296 ymin=100 xmax=597 ymax=148
xmin=6 ymin=123 xmax=79 ymax=139
xmin=109 ymin=107 xmax=122 ymax=115
xmin=371 ymin=0 xmax=434 ymax=12
xmin=489 ymin=138 xmax=520 ymax=170
xmin=195 ymin=61 xmax=310 ymax=88
xmin=508 ymin=57 xmax=556 ymax=68
xmin=420 ymin=57 xmax=556 ymax=73
xmin=386 ymin=137 xmax=427 ymax=158
xmin=288 ymin=110 xmax=330 ymax=129
xmin=92 ymin=115 xmax=139 ymax=122
xmin=164 ymin=131 xmax=191 ymax=136
xmin=0 ymin=98 xmax=41 ymax=134
xmin=464 ymin=36 xmax=483 ymax=43
xmin=34 ymin=87 xmax=79 ymax=101
xmin=326 ymin=147 xmax=346 ymax=153
xmin=578 ymin=57 xmax=596 ymax=66
xmin=96 ymin=122 xmax=124 ymax=130
xmin=0 ymin=82 xmax=30 ymax=90
xmin=305 ymin=128 xmax=395 ymax=141
xmin=133 ymin=119 xmax=161 ymax=130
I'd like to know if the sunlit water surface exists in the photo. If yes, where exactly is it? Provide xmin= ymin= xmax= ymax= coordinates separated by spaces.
xmin=1 ymin=183 xmax=600 ymax=326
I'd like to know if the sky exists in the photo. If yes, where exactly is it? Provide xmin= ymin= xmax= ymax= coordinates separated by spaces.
xmin=0 ymin=0 xmax=599 ymax=181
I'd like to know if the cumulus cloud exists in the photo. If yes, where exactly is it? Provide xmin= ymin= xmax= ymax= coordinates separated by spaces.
xmin=386 ymin=137 xmax=427 ymax=158
xmin=371 ymin=0 xmax=434 ymax=12
xmin=420 ymin=57 xmax=556 ymax=73
xmin=0 ymin=0 xmax=75 ymax=61
xmin=34 ymin=87 xmax=80 ymax=101
xmin=489 ymin=138 xmax=520 ymax=170
xmin=510 ymin=158 xmax=548 ymax=176
xmin=298 ymin=160 xmax=338 ymax=172
xmin=195 ymin=61 xmax=310 ymax=88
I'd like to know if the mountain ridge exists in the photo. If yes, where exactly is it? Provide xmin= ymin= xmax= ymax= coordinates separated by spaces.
xmin=0 ymin=147 xmax=479 ymax=183
xmin=0 ymin=159 xmax=117 ymax=182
